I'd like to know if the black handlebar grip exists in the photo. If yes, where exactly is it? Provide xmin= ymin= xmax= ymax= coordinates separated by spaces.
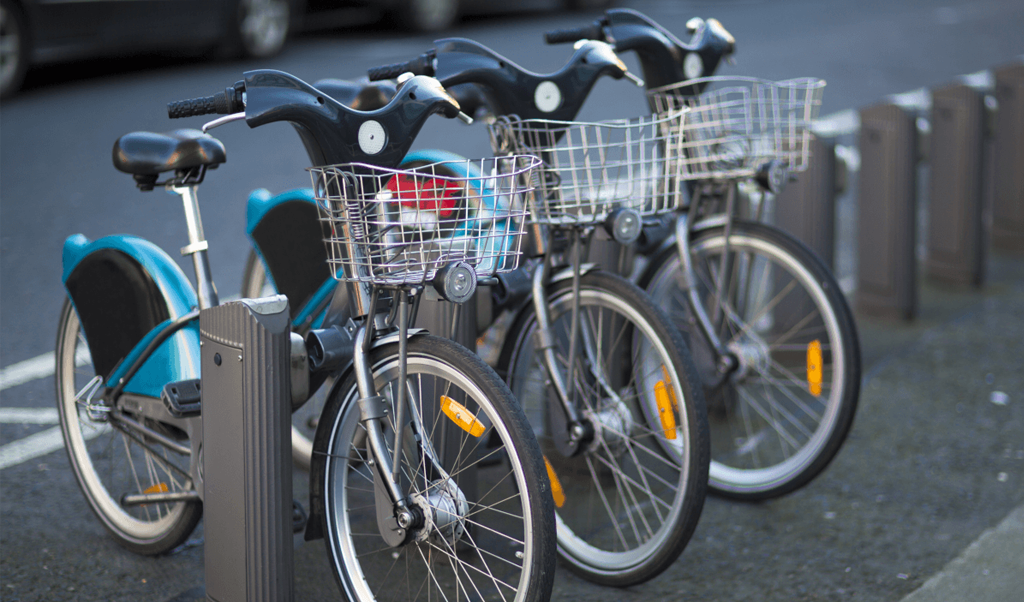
xmin=167 ymin=95 xmax=219 ymax=119
xmin=367 ymin=61 xmax=411 ymax=81
xmin=544 ymin=23 xmax=604 ymax=44
xmin=368 ymin=54 xmax=434 ymax=82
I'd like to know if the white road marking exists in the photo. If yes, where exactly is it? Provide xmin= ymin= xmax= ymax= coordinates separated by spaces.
xmin=0 ymin=408 xmax=59 ymax=424
xmin=0 ymin=352 xmax=56 ymax=392
xmin=0 ymin=347 xmax=89 ymax=392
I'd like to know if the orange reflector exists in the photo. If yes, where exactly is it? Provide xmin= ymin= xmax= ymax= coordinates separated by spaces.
xmin=654 ymin=380 xmax=677 ymax=440
xmin=807 ymin=339 xmax=823 ymax=397
xmin=661 ymin=365 xmax=679 ymax=411
xmin=440 ymin=395 xmax=486 ymax=437
xmin=143 ymin=483 xmax=168 ymax=495
xmin=544 ymin=456 xmax=565 ymax=508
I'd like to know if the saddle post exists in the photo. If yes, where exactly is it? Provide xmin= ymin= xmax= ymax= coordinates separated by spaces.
xmin=172 ymin=182 xmax=218 ymax=310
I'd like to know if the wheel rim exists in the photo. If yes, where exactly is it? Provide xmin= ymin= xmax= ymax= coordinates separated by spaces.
xmin=238 ymin=0 xmax=289 ymax=57
xmin=57 ymin=307 xmax=192 ymax=541
xmin=648 ymin=233 xmax=846 ymax=494
xmin=323 ymin=352 xmax=538 ymax=601
xmin=507 ymin=286 xmax=692 ymax=574
xmin=0 ymin=5 xmax=23 ymax=92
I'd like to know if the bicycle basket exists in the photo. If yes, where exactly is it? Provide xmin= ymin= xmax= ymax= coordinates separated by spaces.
xmin=310 ymin=156 xmax=539 ymax=286
xmin=487 ymin=109 xmax=688 ymax=226
xmin=647 ymin=76 xmax=825 ymax=179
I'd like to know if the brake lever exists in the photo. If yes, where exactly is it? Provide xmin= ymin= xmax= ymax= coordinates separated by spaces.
xmin=202 ymin=112 xmax=245 ymax=133
xmin=624 ymin=71 xmax=645 ymax=88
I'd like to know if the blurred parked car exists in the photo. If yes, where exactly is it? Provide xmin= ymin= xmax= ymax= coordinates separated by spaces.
xmin=304 ymin=0 xmax=612 ymax=37
xmin=0 ymin=0 xmax=298 ymax=98
xmin=0 ymin=0 xmax=611 ymax=99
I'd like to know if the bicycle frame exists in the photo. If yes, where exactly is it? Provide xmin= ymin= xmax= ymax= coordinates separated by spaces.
xmin=61 ymin=180 xmax=215 ymax=502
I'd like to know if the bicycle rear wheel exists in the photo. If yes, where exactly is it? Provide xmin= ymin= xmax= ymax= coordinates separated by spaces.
xmin=55 ymin=298 xmax=201 ymax=554
xmin=643 ymin=221 xmax=860 ymax=500
xmin=498 ymin=270 xmax=709 ymax=587
xmin=312 ymin=334 xmax=556 ymax=602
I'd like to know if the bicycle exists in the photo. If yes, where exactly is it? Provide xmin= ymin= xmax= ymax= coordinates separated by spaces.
xmin=242 ymin=10 xmax=738 ymax=469
xmin=237 ymin=78 xmax=494 ymax=470
xmin=369 ymin=39 xmax=711 ymax=587
xmin=57 ymin=69 xmax=557 ymax=602
xmin=546 ymin=9 xmax=862 ymax=501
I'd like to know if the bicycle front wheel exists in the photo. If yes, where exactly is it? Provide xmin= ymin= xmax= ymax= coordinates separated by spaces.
xmin=313 ymin=334 xmax=556 ymax=602
xmin=643 ymin=221 xmax=861 ymax=500
xmin=498 ymin=270 xmax=709 ymax=587
xmin=55 ymin=298 xmax=201 ymax=554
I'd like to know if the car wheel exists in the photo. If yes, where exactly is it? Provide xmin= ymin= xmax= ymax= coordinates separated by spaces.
xmin=0 ymin=0 xmax=29 ymax=99
xmin=225 ymin=0 xmax=292 ymax=59
xmin=392 ymin=0 xmax=459 ymax=33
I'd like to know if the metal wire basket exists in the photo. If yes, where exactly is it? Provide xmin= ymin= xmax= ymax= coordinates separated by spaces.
xmin=310 ymin=156 xmax=540 ymax=286
xmin=487 ymin=109 xmax=688 ymax=226
xmin=647 ymin=76 xmax=825 ymax=180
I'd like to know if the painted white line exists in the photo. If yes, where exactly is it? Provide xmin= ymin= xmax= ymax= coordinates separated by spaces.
xmin=811 ymin=109 xmax=860 ymax=137
xmin=888 ymin=87 xmax=931 ymax=111
xmin=839 ymin=276 xmax=857 ymax=295
xmin=0 ymin=348 xmax=89 ymax=392
xmin=835 ymin=144 xmax=861 ymax=172
xmin=0 ymin=422 xmax=109 ymax=471
xmin=0 ymin=408 xmax=59 ymax=424
xmin=0 ymin=352 xmax=55 ymax=392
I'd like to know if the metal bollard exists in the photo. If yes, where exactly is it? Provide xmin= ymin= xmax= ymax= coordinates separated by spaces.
xmin=926 ymin=83 xmax=988 ymax=286
xmin=856 ymin=103 xmax=919 ymax=320
xmin=774 ymin=133 xmax=838 ymax=270
xmin=201 ymin=296 xmax=294 ymax=602
xmin=991 ymin=62 xmax=1024 ymax=252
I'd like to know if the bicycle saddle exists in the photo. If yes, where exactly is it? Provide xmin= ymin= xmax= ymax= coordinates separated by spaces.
xmin=313 ymin=78 xmax=397 ymax=111
xmin=113 ymin=129 xmax=226 ymax=176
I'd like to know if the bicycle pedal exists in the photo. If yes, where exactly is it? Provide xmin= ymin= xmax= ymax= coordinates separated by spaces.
xmin=293 ymin=499 xmax=308 ymax=534
xmin=161 ymin=379 xmax=202 ymax=417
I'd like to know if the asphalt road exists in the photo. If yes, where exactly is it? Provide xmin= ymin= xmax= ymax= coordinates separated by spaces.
xmin=2 ymin=0 xmax=1023 ymax=600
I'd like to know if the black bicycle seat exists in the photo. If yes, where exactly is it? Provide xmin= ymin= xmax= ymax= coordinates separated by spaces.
xmin=313 ymin=78 xmax=397 ymax=111
xmin=113 ymin=129 xmax=226 ymax=176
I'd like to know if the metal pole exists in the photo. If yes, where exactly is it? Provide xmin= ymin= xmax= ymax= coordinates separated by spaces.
xmin=926 ymin=83 xmax=987 ymax=286
xmin=991 ymin=62 xmax=1024 ymax=252
xmin=856 ymin=102 xmax=919 ymax=320
xmin=201 ymin=296 xmax=293 ymax=602
xmin=774 ymin=133 xmax=838 ymax=270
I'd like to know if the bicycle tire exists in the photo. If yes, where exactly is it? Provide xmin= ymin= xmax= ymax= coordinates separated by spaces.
xmin=55 ymin=298 xmax=202 ymax=555
xmin=312 ymin=334 xmax=556 ymax=602
xmin=497 ymin=270 xmax=709 ymax=587
xmin=641 ymin=220 xmax=861 ymax=500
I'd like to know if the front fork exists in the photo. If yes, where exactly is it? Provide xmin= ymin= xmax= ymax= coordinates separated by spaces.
xmin=348 ymin=286 xmax=463 ymax=547
xmin=531 ymin=228 xmax=628 ymax=454
xmin=673 ymin=184 xmax=740 ymax=383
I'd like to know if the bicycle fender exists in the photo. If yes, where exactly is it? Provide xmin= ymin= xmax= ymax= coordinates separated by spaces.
xmin=246 ymin=187 xmax=334 ymax=329
xmin=549 ymin=263 xmax=600 ymax=284
xmin=62 ymin=234 xmax=200 ymax=397
xmin=303 ymin=328 xmax=429 ymax=543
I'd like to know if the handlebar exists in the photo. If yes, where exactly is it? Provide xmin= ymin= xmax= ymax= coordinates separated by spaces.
xmin=367 ymin=53 xmax=435 ymax=81
xmin=367 ymin=38 xmax=631 ymax=122
xmin=167 ymin=85 xmax=244 ymax=119
xmin=545 ymin=9 xmax=736 ymax=91
xmin=164 ymin=70 xmax=464 ymax=169
xmin=544 ymin=23 xmax=604 ymax=45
